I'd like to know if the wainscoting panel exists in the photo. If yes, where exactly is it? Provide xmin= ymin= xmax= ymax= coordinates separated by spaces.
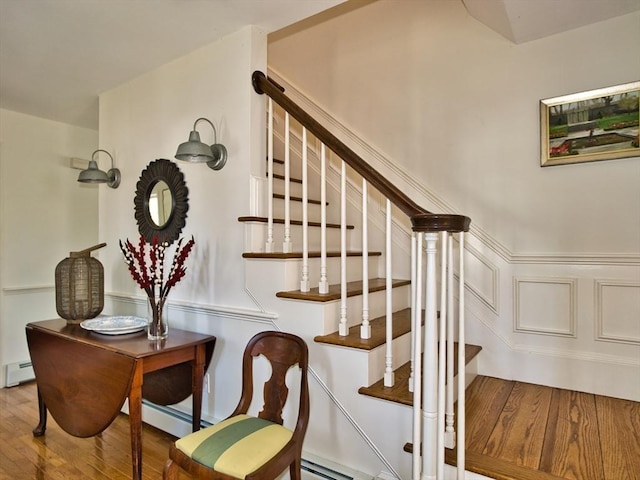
xmin=464 ymin=243 xmax=499 ymax=314
xmin=513 ymin=277 xmax=577 ymax=337
xmin=595 ymin=279 xmax=640 ymax=345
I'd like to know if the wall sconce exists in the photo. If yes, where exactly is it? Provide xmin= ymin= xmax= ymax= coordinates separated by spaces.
xmin=77 ymin=149 xmax=121 ymax=188
xmin=175 ymin=117 xmax=227 ymax=170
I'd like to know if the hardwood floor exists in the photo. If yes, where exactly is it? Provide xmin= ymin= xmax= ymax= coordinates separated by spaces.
xmin=448 ymin=376 xmax=640 ymax=480
xmin=3 ymin=377 xmax=639 ymax=479
xmin=0 ymin=381 xmax=195 ymax=479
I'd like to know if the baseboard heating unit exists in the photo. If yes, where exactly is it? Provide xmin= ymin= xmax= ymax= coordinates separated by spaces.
xmin=5 ymin=360 xmax=35 ymax=387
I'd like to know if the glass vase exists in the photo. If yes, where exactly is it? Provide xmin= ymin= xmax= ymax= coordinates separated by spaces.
xmin=147 ymin=295 xmax=168 ymax=340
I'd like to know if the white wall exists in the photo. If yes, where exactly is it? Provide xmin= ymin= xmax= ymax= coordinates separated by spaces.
xmin=98 ymin=26 xmax=274 ymax=424
xmin=99 ymin=25 xmax=267 ymax=309
xmin=0 ymin=109 xmax=98 ymax=386
xmin=267 ymin=0 xmax=640 ymax=399
xmin=268 ymin=0 xmax=640 ymax=255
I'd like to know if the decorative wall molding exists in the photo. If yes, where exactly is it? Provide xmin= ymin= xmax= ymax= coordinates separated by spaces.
xmin=462 ymin=242 xmax=499 ymax=314
xmin=2 ymin=285 xmax=54 ymax=295
xmin=513 ymin=277 xmax=577 ymax=338
xmin=595 ymin=279 xmax=640 ymax=345
xmin=468 ymin=307 xmax=640 ymax=367
xmin=107 ymin=292 xmax=278 ymax=324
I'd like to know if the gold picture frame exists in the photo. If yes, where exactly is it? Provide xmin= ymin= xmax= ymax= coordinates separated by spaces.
xmin=540 ymin=81 xmax=639 ymax=166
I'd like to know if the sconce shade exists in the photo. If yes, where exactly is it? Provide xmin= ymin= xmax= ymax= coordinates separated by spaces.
xmin=77 ymin=149 xmax=121 ymax=188
xmin=175 ymin=131 xmax=214 ymax=162
xmin=78 ymin=160 xmax=109 ymax=183
xmin=55 ymin=243 xmax=106 ymax=323
xmin=175 ymin=118 xmax=228 ymax=171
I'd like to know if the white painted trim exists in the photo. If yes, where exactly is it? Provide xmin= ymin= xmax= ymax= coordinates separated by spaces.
xmin=460 ymin=241 xmax=499 ymax=314
xmin=2 ymin=285 xmax=54 ymax=294
xmin=513 ymin=276 xmax=577 ymax=338
xmin=468 ymin=308 xmax=640 ymax=367
xmin=594 ymin=279 xmax=640 ymax=345
xmin=107 ymin=292 xmax=278 ymax=323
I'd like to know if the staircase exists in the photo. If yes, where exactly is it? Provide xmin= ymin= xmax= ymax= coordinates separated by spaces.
xmin=240 ymin=71 xmax=472 ymax=480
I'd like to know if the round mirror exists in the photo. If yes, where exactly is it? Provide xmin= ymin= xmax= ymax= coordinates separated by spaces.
xmin=149 ymin=180 xmax=173 ymax=228
xmin=134 ymin=159 xmax=188 ymax=244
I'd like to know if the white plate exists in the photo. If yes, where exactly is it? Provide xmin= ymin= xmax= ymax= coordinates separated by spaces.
xmin=80 ymin=316 xmax=148 ymax=335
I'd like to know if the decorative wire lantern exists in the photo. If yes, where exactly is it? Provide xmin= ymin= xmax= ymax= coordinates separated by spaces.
xmin=55 ymin=243 xmax=106 ymax=323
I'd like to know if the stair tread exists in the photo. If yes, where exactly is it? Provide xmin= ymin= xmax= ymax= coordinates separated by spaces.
xmin=273 ymin=193 xmax=326 ymax=205
xmin=242 ymin=251 xmax=381 ymax=259
xmin=238 ymin=215 xmax=354 ymax=230
xmin=358 ymin=344 xmax=482 ymax=406
xmin=276 ymin=277 xmax=411 ymax=302
xmin=268 ymin=172 xmax=302 ymax=184
xmin=315 ymin=308 xmax=412 ymax=350
xmin=402 ymin=444 xmax=567 ymax=480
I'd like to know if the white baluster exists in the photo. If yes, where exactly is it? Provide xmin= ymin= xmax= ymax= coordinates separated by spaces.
xmin=446 ymin=233 xmax=456 ymax=449
xmin=409 ymin=232 xmax=416 ymax=394
xmin=339 ymin=160 xmax=348 ymax=336
xmin=457 ymin=232 xmax=466 ymax=480
xmin=437 ymin=231 xmax=448 ymax=479
xmin=300 ymin=128 xmax=309 ymax=292
xmin=282 ymin=113 xmax=292 ymax=253
xmin=384 ymin=199 xmax=394 ymax=387
xmin=422 ymin=232 xmax=439 ymax=480
xmin=360 ymin=179 xmax=370 ymax=339
xmin=319 ymin=143 xmax=328 ymax=294
xmin=412 ymin=232 xmax=423 ymax=480
xmin=266 ymin=98 xmax=274 ymax=253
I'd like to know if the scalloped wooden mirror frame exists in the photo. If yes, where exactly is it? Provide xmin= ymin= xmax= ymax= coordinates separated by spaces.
xmin=134 ymin=159 xmax=188 ymax=244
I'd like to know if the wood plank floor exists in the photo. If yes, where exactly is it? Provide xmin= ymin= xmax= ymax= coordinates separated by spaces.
xmin=447 ymin=376 xmax=640 ymax=480
xmin=3 ymin=378 xmax=639 ymax=479
xmin=0 ymin=381 xmax=195 ymax=480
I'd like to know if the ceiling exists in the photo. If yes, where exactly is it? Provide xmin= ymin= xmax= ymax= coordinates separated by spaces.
xmin=1 ymin=0 xmax=638 ymax=130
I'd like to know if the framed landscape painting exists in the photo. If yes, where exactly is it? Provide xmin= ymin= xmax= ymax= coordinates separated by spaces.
xmin=540 ymin=81 xmax=639 ymax=166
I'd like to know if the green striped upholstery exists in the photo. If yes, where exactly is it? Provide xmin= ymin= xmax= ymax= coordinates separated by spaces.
xmin=175 ymin=414 xmax=293 ymax=478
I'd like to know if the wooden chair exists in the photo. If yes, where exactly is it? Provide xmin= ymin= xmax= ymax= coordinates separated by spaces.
xmin=163 ymin=330 xmax=310 ymax=480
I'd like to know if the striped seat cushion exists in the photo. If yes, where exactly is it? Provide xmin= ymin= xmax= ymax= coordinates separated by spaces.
xmin=175 ymin=414 xmax=293 ymax=478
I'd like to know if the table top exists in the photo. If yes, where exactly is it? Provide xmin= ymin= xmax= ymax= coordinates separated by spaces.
xmin=26 ymin=318 xmax=216 ymax=359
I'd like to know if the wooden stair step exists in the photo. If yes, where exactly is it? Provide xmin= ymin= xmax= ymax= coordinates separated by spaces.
xmin=242 ymin=251 xmax=381 ymax=259
xmin=268 ymin=172 xmax=302 ymax=184
xmin=273 ymin=193 xmax=326 ymax=205
xmin=276 ymin=278 xmax=411 ymax=302
xmin=403 ymin=444 xmax=567 ymax=480
xmin=237 ymin=215 xmax=353 ymax=230
xmin=314 ymin=308 xmax=412 ymax=351
xmin=358 ymin=343 xmax=482 ymax=406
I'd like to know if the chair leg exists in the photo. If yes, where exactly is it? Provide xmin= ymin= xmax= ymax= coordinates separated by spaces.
xmin=163 ymin=459 xmax=178 ymax=480
xmin=290 ymin=458 xmax=302 ymax=480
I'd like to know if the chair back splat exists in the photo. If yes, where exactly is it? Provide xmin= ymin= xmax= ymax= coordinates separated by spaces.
xmin=164 ymin=331 xmax=310 ymax=480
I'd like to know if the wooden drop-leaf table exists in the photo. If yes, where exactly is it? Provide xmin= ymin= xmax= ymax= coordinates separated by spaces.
xmin=26 ymin=318 xmax=216 ymax=480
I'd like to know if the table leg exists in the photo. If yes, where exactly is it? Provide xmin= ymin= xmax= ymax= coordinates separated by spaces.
xmin=192 ymin=344 xmax=206 ymax=432
xmin=129 ymin=361 xmax=144 ymax=480
xmin=32 ymin=386 xmax=47 ymax=437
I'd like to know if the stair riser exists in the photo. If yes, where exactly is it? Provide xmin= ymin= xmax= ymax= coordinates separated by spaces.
xmin=243 ymin=221 xmax=353 ymax=253
xmin=310 ymin=284 xmax=411 ymax=334
xmin=367 ymin=331 xmax=413 ymax=385
xmin=271 ymin=199 xmax=342 ymax=225
xmin=244 ymin=255 xmax=382 ymax=291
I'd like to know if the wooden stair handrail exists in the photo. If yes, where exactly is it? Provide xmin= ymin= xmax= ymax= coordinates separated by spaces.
xmin=252 ymin=71 xmax=470 ymax=233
